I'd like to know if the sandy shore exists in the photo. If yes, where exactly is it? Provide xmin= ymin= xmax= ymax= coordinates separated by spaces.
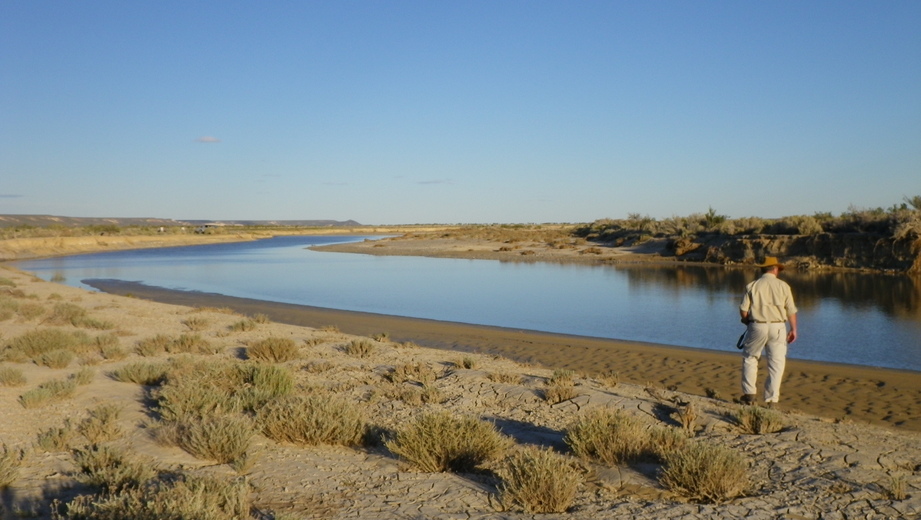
xmin=2 ymin=265 xmax=921 ymax=519
xmin=87 ymin=279 xmax=921 ymax=432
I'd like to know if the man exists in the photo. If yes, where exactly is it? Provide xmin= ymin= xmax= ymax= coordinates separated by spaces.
xmin=738 ymin=256 xmax=798 ymax=407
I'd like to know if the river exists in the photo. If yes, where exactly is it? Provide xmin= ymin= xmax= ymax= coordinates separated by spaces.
xmin=11 ymin=235 xmax=921 ymax=372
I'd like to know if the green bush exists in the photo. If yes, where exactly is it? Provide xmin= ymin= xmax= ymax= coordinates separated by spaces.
xmin=259 ymin=394 xmax=366 ymax=447
xmin=658 ymin=441 xmax=749 ymax=503
xmin=498 ymin=445 xmax=582 ymax=513
xmin=385 ymin=411 xmax=512 ymax=473
xmin=565 ymin=408 xmax=649 ymax=465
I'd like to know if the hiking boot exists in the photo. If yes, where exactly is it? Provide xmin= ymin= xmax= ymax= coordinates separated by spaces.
xmin=740 ymin=394 xmax=757 ymax=404
xmin=765 ymin=402 xmax=780 ymax=410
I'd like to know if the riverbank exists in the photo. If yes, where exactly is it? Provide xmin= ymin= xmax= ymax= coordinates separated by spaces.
xmin=1 ymin=265 xmax=919 ymax=519
xmin=85 ymin=279 xmax=921 ymax=432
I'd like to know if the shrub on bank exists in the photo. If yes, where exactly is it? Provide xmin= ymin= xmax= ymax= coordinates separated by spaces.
xmin=658 ymin=441 xmax=749 ymax=503
xmin=498 ymin=445 xmax=582 ymax=513
xmin=385 ymin=411 xmax=512 ymax=473
xmin=258 ymin=394 xmax=366 ymax=447
xmin=565 ymin=408 xmax=649 ymax=465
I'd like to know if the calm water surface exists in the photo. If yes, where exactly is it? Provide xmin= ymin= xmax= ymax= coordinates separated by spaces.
xmin=12 ymin=235 xmax=921 ymax=372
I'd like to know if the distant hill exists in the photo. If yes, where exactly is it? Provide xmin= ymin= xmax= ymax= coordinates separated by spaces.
xmin=0 ymin=215 xmax=361 ymax=228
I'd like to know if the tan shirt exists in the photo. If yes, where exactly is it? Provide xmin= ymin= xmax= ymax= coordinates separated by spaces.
xmin=740 ymin=273 xmax=798 ymax=323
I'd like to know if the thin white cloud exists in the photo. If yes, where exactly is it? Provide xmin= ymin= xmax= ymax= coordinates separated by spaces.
xmin=0 ymin=194 xmax=23 ymax=198
xmin=323 ymin=181 xmax=348 ymax=186
xmin=194 ymin=136 xmax=221 ymax=143
xmin=417 ymin=179 xmax=453 ymax=185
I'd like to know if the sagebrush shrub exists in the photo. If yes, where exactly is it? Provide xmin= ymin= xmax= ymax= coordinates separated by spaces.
xmin=19 ymin=378 xmax=77 ymax=408
xmin=175 ymin=415 xmax=255 ymax=468
xmin=37 ymin=421 xmax=77 ymax=452
xmin=112 ymin=361 xmax=170 ymax=386
xmin=385 ymin=411 xmax=512 ymax=473
xmin=565 ymin=408 xmax=649 ymax=465
xmin=79 ymin=403 xmax=123 ymax=444
xmin=247 ymin=337 xmax=299 ymax=363
xmin=734 ymin=405 xmax=785 ymax=434
xmin=0 ymin=444 xmax=25 ymax=487
xmin=344 ymin=339 xmax=376 ymax=358
xmin=39 ymin=348 xmax=74 ymax=369
xmin=498 ymin=445 xmax=582 ymax=513
xmin=0 ymin=365 xmax=26 ymax=387
xmin=5 ymin=328 xmax=90 ymax=363
xmin=72 ymin=445 xmax=156 ymax=494
xmin=259 ymin=394 xmax=366 ymax=447
xmin=52 ymin=473 xmax=249 ymax=520
xmin=658 ymin=441 xmax=749 ymax=503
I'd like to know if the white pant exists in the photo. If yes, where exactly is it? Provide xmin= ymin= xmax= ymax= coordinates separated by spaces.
xmin=741 ymin=323 xmax=788 ymax=403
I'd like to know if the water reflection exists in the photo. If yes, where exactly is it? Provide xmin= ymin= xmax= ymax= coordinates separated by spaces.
xmin=10 ymin=236 xmax=921 ymax=371
xmin=615 ymin=264 xmax=921 ymax=321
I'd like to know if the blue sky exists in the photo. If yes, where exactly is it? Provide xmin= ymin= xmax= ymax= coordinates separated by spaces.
xmin=2 ymin=1 xmax=919 ymax=224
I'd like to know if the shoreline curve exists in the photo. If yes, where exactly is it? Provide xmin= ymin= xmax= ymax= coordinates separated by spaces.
xmin=86 ymin=278 xmax=921 ymax=432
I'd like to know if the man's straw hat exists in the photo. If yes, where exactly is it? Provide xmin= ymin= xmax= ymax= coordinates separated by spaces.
xmin=755 ymin=256 xmax=785 ymax=270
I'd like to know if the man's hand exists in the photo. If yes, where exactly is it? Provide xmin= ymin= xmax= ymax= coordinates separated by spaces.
xmin=787 ymin=330 xmax=797 ymax=344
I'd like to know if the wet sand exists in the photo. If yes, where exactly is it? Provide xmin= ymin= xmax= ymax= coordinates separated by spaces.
xmin=88 ymin=279 xmax=921 ymax=431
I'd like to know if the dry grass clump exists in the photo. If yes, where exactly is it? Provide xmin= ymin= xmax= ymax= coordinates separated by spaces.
xmin=734 ymin=405 xmax=785 ymax=434
xmin=19 ymin=377 xmax=77 ymax=408
xmin=658 ymin=441 xmax=750 ymax=503
xmin=229 ymin=318 xmax=258 ymax=332
xmin=648 ymin=425 xmax=691 ymax=461
xmin=259 ymin=394 xmax=366 ymax=447
xmin=136 ymin=333 xmax=219 ymax=356
xmin=3 ymin=328 xmax=91 ymax=364
xmin=36 ymin=421 xmax=77 ymax=452
xmin=53 ymin=473 xmax=249 ymax=520
xmin=497 ymin=445 xmax=582 ymax=513
xmin=543 ymin=369 xmax=578 ymax=404
xmin=385 ymin=412 xmax=512 ymax=473
xmin=154 ymin=360 xmax=291 ymax=421
xmin=181 ymin=316 xmax=209 ymax=331
xmin=344 ymin=338 xmax=376 ymax=358
xmin=565 ymin=408 xmax=650 ymax=465
xmin=0 ymin=365 xmax=27 ymax=387
xmin=111 ymin=361 xmax=170 ymax=386
xmin=17 ymin=301 xmax=46 ymax=320
xmin=386 ymin=362 xmax=438 ymax=385
xmin=39 ymin=348 xmax=75 ymax=369
xmin=0 ymin=443 xmax=25 ymax=487
xmin=71 ymin=444 xmax=156 ymax=495
xmin=247 ymin=336 xmax=300 ymax=363
xmin=48 ymin=302 xmax=114 ymax=330
xmin=71 ymin=366 xmax=95 ymax=385
xmin=383 ymin=383 xmax=445 ymax=406
xmin=174 ymin=415 xmax=256 ymax=470
xmin=79 ymin=403 xmax=123 ymax=444
xmin=488 ymin=371 xmax=524 ymax=384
